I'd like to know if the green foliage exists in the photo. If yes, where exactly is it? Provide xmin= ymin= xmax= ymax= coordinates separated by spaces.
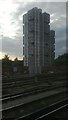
xmin=54 ymin=53 xmax=68 ymax=66
xmin=2 ymin=54 xmax=25 ymax=76
xmin=14 ymin=57 xmax=18 ymax=61
xmin=3 ymin=54 xmax=10 ymax=61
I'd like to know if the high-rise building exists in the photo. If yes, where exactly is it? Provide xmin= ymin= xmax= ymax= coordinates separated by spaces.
xmin=23 ymin=7 xmax=55 ymax=74
xmin=50 ymin=30 xmax=55 ymax=64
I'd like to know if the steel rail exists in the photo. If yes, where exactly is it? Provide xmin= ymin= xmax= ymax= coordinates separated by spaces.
xmin=1 ymin=88 xmax=67 ymax=112
xmin=2 ymin=84 xmax=66 ymax=101
xmin=16 ymin=98 xmax=68 ymax=120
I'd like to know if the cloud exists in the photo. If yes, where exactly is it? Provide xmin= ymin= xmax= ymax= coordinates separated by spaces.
xmin=0 ymin=0 xmax=19 ymax=38
xmin=2 ymin=36 xmax=23 ymax=59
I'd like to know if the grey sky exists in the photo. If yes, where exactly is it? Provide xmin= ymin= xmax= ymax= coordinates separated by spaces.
xmin=0 ymin=0 xmax=66 ymax=60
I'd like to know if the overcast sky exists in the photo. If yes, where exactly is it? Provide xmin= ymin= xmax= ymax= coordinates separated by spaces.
xmin=0 ymin=0 xmax=67 ymax=60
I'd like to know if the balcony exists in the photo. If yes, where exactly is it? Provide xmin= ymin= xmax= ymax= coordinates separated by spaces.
xmin=51 ymin=45 xmax=55 ymax=51
xmin=28 ymin=11 xmax=34 ymax=21
xmin=23 ymin=36 xmax=24 ymax=44
xmin=31 ymin=42 xmax=34 ymax=45
xmin=43 ymin=12 xmax=50 ymax=24
xmin=44 ymin=24 xmax=50 ymax=34
xmin=23 ymin=14 xmax=25 ymax=24
xmin=29 ymin=28 xmax=35 ymax=32
xmin=23 ymin=26 xmax=25 ymax=34
xmin=51 ymin=38 xmax=55 ymax=44
xmin=50 ymin=30 xmax=55 ymax=37
xmin=28 ymin=22 xmax=34 ymax=32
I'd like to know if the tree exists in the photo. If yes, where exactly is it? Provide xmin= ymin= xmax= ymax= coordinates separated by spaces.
xmin=2 ymin=54 xmax=13 ymax=76
xmin=53 ymin=53 xmax=68 ymax=73
xmin=4 ymin=54 xmax=10 ymax=61
xmin=54 ymin=53 xmax=68 ymax=66
xmin=14 ymin=57 xmax=18 ymax=61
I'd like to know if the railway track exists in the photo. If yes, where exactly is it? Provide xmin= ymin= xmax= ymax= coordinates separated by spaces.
xmin=16 ymin=98 xmax=68 ymax=120
xmin=2 ymin=77 xmax=66 ymax=89
xmin=1 ymin=85 xmax=67 ymax=111
xmin=36 ymin=104 xmax=67 ymax=120
xmin=2 ymin=93 xmax=67 ymax=120
xmin=2 ymin=73 xmax=66 ymax=84
xmin=2 ymin=81 xmax=66 ymax=98
xmin=1 ymin=74 xmax=67 ymax=119
xmin=2 ymin=84 xmax=66 ymax=100
xmin=2 ymin=75 xmax=66 ymax=98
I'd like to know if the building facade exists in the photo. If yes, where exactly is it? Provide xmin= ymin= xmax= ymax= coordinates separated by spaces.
xmin=23 ymin=7 xmax=55 ymax=74
xmin=50 ymin=30 xmax=55 ymax=64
